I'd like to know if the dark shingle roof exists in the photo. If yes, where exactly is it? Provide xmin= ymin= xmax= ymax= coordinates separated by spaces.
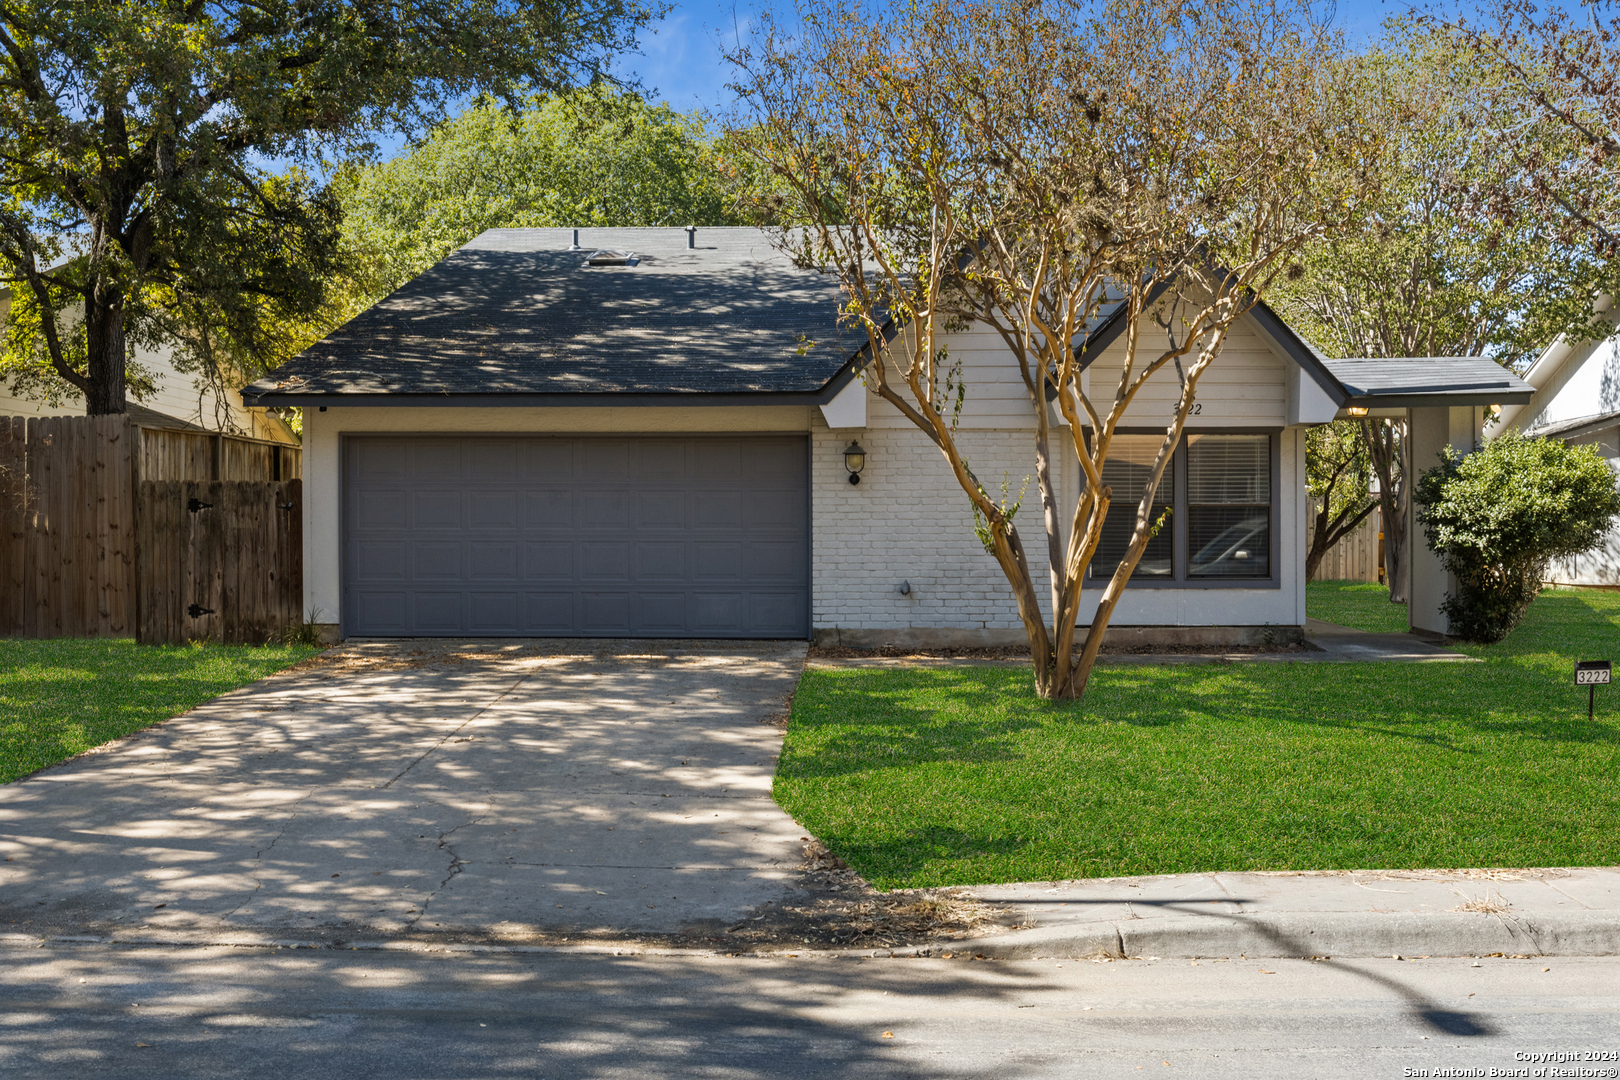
xmin=242 ymin=227 xmax=862 ymax=405
xmin=1324 ymin=357 xmax=1534 ymax=406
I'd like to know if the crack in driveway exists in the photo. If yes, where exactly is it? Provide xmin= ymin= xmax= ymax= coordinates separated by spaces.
xmin=381 ymin=672 xmax=535 ymax=790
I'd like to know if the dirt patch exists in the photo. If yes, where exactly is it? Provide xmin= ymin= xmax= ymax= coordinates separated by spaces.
xmin=710 ymin=841 xmax=1012 ymax=952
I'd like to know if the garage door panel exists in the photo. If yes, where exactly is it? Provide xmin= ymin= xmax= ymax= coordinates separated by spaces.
xmin=579 ymin=442 xmax=634 ymax=482
xmin=522 ymin=439 xmax=575 ymax=479
xmin=523 ymin=592 xmax=575 ymax=631
xmin=351 ymin=439 xmax=409 ymax=482
xmin=581 ymin=541 xmax=630 ymax=579
xmin=354 ymin=491 xmax=409 ymax=529
xmin=691 ymin=542 xmax=743 ymax=581
xmin=749 ymin=490 xmax=806 ymax=530
xmin=468 ymin=541 xmax=518 ymax=580
xmin=467 ymin=440 xmax=519 ymax=482
xmin=750 ymin=592 xmax=806 ymax=634
xmin=353 ymin=541 xmax=408 ymax=580
xmin=354 ymin=591 xmax=409 ymax=632
xmin=413 ymin=541 xmax=463 ymax=579
xmin=636 ymin=439 xmax=688 ymax=480
xmin=691 ymin=440 xmax=742 ymax=479
xmin=469 ymin=592 xmax=519 ymax=632
xmin=691 ymin=593 xmax=745 ymax=631
xmin=346 ymin=436 xmax=808 ymax=638
xmin=525 ymin=490 xmax=574 ymax=529
xmin=692 ymin=491 xmax=744 ymax=529
xmin=523 ymin=541 xmax=574 ymax=579
xmin=581 ymin=592 xmax=632 ymax=633
xmin=411 ymin=443 xmax=463 ymax=482
xmin=636 ymin=592 xmax=687 ymax=631
xmin=745 ymin=540 xmax=806 ymax=581
xmin=469 ymin=491 xmax=519 ymax=528
xmin=636 ymin=541 xmax=686 ymax=580
xmin=580 ymin=490 xmax=632 ymax=529
xmin=636 ymin=489 xmax=686 ymax=529
xmin=413 ymin=491 xmax=462 ymax=528
xmin=414 ymin=592 xmax=464 ymax=631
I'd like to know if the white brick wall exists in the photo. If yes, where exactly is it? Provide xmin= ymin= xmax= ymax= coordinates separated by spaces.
xmin=811 ymin=417 xmax=1055 ymax=631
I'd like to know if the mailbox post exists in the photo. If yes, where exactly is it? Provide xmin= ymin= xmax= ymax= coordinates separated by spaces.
xmin=1575 ymin=661 xmax=1611 ymax=720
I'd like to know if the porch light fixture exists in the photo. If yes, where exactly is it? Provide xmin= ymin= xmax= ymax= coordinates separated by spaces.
xmin=843 ymin=440 xmax=867 ymax=485
xmin=1346 ymin=406 xmax=1369 ymax=417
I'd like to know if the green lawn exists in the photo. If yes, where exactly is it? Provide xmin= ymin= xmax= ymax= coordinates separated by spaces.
xmin=0 ymin=638 xmax=321 ymax=784
xmin=777 ymin=588 xmax=1620 ymax=889
xmin=1306 ymin=579 xmax=1409 ymax=633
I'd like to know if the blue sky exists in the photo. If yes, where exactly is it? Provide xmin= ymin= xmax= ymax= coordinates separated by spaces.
xmin=611 ymin=0 xmax=1431 ymax=115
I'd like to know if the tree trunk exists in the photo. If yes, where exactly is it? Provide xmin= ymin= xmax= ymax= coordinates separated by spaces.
xmin=83 ymin=291 xmax=128 ymax=415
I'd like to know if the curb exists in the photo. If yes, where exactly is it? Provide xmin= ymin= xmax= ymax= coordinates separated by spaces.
xmin=968 ymin=911 xmax=1620 ymax=959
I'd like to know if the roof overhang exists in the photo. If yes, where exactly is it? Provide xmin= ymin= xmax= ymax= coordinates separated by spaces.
xmin=1325 ymin=358 xmax=1534 ymax=410
xmin=241 ymin=362 xmax=865 ymax=410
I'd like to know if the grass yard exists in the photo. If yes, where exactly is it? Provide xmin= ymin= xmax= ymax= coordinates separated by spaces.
xmin=1306 ymin=579 xmax=1409 ymax=633
xmin=777 ymin=588 xmax=1620 ymax=889
xmin=0 ymin=638 xmax=321 ymax=784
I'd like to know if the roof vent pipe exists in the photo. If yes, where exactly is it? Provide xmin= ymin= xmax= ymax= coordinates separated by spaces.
xmin=685 ymin=225 xmax=696 ymax=249
xmin=569 ymin=229 xmax=582 ymax=251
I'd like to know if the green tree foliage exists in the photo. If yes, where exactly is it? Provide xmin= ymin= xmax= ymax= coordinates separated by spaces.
xmin=337 ymin=88 xmax=756 ymax=300
xmin=1276 ymin=25 xmax=1612 ymax=606
xmin=0 ymin=0 xmax=657 ymax=415
xmin=1415 ymin=433 xmax=1620 ymax=642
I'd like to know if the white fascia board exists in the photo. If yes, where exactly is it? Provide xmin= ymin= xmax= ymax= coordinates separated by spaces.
xmin=1286 ymin=362 xmax=1339 ymax=425
xmin=819 ymin=376 xmax=867 ymax=429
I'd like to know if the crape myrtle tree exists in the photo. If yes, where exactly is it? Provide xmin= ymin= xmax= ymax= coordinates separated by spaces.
xmin=0 ymin=0 xmax=658 ymax=417
xmin=1279 ymin=27 xmax=1613 ymax=605
xmin=725 ymin=0 xmax=1385 ymax=700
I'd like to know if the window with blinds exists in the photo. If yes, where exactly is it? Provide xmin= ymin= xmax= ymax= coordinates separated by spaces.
xmin=1090 ymin=435 xmax=1173 ymax=578
xmin=1187 ymin=434 xmax=1270 ymax=578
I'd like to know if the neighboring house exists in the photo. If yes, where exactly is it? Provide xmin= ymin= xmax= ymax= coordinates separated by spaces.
xmin=1498 ymin=298 xmax=1620 ymax=585
xmin=242 ymin=227 xmax=1529 ymax=642
xmin=0 ymin=285 xmax=298 ymax=443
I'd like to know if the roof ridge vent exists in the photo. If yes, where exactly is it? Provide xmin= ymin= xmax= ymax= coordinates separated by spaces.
xmin=584 ymin=248 xmax=639 ymax=267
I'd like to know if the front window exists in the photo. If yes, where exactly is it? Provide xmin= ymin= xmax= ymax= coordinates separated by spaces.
xmin=1187 ymin=434 xmax=1271 ymax=578
xmin=1091 ymin=435 xmax=1174 ymax=578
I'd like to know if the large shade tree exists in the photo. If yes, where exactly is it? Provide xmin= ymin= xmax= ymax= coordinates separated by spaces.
xmin=336 ymin=87 xmax=751 ymax=305
xmin=0 ymin=0 xmax=658 ymax=416
xmin=1278 ymin=26 xmax=1614 ymax=604
xmin=726 ymin=0 xmax=1385 ymax=700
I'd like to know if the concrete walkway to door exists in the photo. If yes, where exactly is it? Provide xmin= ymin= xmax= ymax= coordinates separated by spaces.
xmin=0 ymin=641 xmax=810 ymax=943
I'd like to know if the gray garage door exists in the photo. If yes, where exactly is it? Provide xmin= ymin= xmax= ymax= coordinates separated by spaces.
xmin=343 ymin=435 xmax=809 ymax=638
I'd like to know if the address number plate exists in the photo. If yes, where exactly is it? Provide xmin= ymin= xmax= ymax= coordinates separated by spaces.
xmin=1576 ymin=661 xmax=1612 ymax=686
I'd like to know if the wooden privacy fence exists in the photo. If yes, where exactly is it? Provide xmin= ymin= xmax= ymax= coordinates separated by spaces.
xmin=1308 ymin=504 xmax=1384 ymax=583
xmin=1 ymin=413 xmax=302 ymax=644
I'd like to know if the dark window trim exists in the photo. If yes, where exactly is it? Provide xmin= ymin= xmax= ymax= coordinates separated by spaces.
xmin=1084 ymin=427 xmax=1282 ymax=591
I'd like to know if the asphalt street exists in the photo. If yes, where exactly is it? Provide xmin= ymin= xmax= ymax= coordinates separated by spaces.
xmin=0 ymin=943 xmax=1614 ymax=1078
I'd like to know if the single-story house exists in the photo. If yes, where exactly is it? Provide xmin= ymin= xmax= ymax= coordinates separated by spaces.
xmin=242 ymin=227 xmax=1530 ymax=643
xmin=1498 ymin=296 xmax=1620 ymax=585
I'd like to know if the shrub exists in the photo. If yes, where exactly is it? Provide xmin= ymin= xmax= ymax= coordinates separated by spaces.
xmin=1415 ymin=431 xmax=1620 ymax=642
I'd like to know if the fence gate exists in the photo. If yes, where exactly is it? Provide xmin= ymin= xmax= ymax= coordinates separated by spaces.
xmin=137 ymin=480 xmax=303 ymax=645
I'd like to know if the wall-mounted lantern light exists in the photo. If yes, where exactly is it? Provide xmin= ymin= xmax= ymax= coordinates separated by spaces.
xmin=1345 ymin=406 xmax=1369 ymax=417
xmin=844 ymin=440 xmax=867 ymax=485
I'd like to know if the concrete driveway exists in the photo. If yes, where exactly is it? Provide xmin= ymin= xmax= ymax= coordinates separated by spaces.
xmin=0 ymin=641 xmax=810 ymax=942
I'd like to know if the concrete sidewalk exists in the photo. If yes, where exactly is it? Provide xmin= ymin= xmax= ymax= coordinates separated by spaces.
xmin=961 ymin=868 xmax=1620 ymax=959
